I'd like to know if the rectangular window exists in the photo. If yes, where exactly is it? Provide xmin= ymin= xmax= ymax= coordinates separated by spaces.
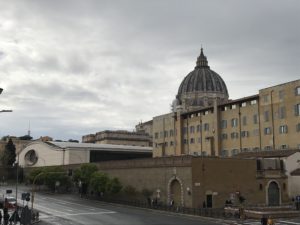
xmin=190 ymin=138 xmax=194 ymax=144
xmin=164 ymin=131 xmax=168 ymax=137
xmin=253 ymin=114 xmax=258 ymax=124
xmin=190 ymin=126 xmax=195 ymax=133
xmin=279 ymin=106 xmax=286 ymax=119
xmin=170 ymin=141 xmax=174 ymax=146
xmin=281 ymin=144 xmax=288 ymax=149
xmin=295 ymin=86 xmax=300 ymax=96
xmin=204 ymin=123 xmax=209 ymax=131
xmin=232 ymin=104 xmax=237 ymax=109
xmin=241 ymin=102 xmax=247 ymax=107
xmin=279 ymin=90 xmax=285 ymax=100
xmin=160 ymin=131 xmax=163 ymax=138
xmin=279 ymin=125 xmax=288 ymax=134
xmin=197 ymin=124 xmax=202 ymax=132
xmin=221 ymin=120 xmax=227 ymax=129
xmin=231 ymin=149 xmax=239 ymax=156
xmin=183 ymin=139 xmax=187 ymax=144
xmin=242 ymin=116 xmax=247 ymax=126
xmin=241 ymin=131 xmax=249 ymax=138
xmin=221 ymin=133 xmax=228 ymax=140
xmin=170 ymin=129 xmax=174 ymax=137
xmin=264 ymin=127 xmax=271 ymax=135
xmin=263 ymin=95 xmax=269 ymax=103
xmin=297 ymin=123 xmax=300 ymax=132
xmin=231 ymin=132 xmax=239 ymax=139
xmin=251 ymin=100 xmax=257 ymax=105
xmin=295 ymin=104 xmax=300 ymax=116
xmin=155 ymin=132 xmax=158 ymax=139
xmin=183 ymin=127 xmax=187 ymax=134
xmin=264 ymin=111 xmax=269 ymax=122
xmin=264 ymin=146 xmax=272 ymax=151
xmin=231 ymin=118 xmax=238 ymax=127
xmin=221 ymin=150 xmax=228 ymax=157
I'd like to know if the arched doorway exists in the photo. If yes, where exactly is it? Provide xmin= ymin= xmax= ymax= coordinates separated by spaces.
xmin=268 ymin=181 xmax=280 ymax=206
xmin=170 ymin=179 xmax=182 ymax=206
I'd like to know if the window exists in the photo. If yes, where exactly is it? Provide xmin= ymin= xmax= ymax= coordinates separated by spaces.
xmin=160 ymin=131 xmax=163 ymax=138
xmin=264 ymin=127 xmax=271 ymax=135
xmin=253 ymin=114 xmax=258 ymax=124
xmin=242 ymin=116 xmax=247 ymax=126
xmin=297 ymin=123 xmax=300 ymax=132
xmin=264 ymin=146 xmax=272 ymax=151
xmin=231 ymin=149 xmax=239 ymax=156
xmin=190 ymin=138 xmax=194 ymax=144
xmin=251 ymin=100 xmax=257 ymax=105
xmin=164 ymin=142 xmax=168 ymax=147
xmin=278 ymin=106 xmax=286 ymax=119
xmin=221 ymin=150 xmax=228 ymax=157
xmin=264 ymin=111 xmax=269 ymax=122
xmin=241 ymin=131 xmax=249 ymax=138
xmin=281 ymin=144 xmax=288 ymax=149
xmin=164 ymin=131 xmax=168 ymax=137
xmin=279 ymin=125 xmax=288 ymax=134
xmin=170 ymin=129 xmax=174 ymax=137
xmin=170 ymin=141 xmax=174 ymax=146
xmin=279 ymin=90 xmax=285 ymax=100
xmin=221 ymin=120 xmax=227 ymax=129
xmin=155 ymin=132 xmax=158 ymax=139
xmin=183 ymin=127 xmax=187 ymax=134
xmin=295 ymin=86 xmax=300 ymax=96
xmin=232 ymin=104 xmax=237 ymax=109
xmin=190 ymin=126 xmax=195 ymax=133
xmin=242 ymin=148 xmax=249 ymax=152
xmin=221 ymin=133 xmax=228 ymax=140
xmin=183 ymin=139 xmax=187 ymax=144
xmin=241 ymin=102 xmax=247 ymax=107
xmin=197 ymin=124 xmax=202 ymax=132
xmin=295 ymin=104 xmax=300 ymax=116
xmin=231 ymin=132 xmax=239 ymax=139
xmin=231 ymin=118 xmax=238 ymax=127
xmin=263 ymin=95 xmax=269 ymax=103
xmin=253 ymin=147 xmax=260 ymax=152
xmin=204 ymin=123 xmax=209 ymax=131
xmin=197 ymin=137 xmax=201 ymax=143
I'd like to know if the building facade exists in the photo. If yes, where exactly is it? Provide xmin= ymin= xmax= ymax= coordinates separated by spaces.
xmin=150 ymin=49 xmax=300 ymax=157
xmin=82 ymin=130 xmax=152 ymax=147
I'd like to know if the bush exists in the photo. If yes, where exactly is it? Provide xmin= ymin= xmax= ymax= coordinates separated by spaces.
xmin=123 ymin=185 xmax=137 ymax=196
xmin=106 ymin=178 xmax=122 ymax=194
xmin=90 ymin=172 xmax=109 ymax=194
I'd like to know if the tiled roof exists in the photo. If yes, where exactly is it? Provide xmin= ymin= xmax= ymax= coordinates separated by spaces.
xmin=234 ymin=150 xmax=300 ymax=158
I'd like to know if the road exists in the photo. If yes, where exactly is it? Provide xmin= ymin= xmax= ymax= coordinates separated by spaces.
xmin=2 ymin=185 xmax=300 ymax=225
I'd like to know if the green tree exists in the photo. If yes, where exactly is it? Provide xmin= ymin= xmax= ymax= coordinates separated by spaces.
xmin=72 ymin=164 xmax=98 ymax=190
xmin=106 ymin=177 xmax=122 ymax=194
xmin=18 ymin=135 xmax=33 ymax=140
xmin=90 ymin=172 xmax=109 ymax=193
xmin=1 ymin=138 xmax=16 ymax=166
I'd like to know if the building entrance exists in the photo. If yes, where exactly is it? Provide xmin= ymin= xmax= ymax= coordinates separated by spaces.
xmin=268 ymin=181 xmax=280 ymax=206
xmin=170 ymin=179 xmax=181 ymax=206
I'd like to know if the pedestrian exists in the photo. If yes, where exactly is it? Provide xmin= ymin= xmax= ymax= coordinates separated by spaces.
xmin=261 ymin=215 xmax=267 ymax=225
xmin=267 ymin=216 xmax=274 ymax=225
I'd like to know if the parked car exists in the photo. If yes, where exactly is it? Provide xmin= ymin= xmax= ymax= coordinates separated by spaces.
xmin=4 ymin=196 xmax=17 ymax=209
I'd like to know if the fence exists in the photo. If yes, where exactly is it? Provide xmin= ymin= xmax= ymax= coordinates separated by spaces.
xmin=87 ymin=195 xmax=226 ymax=219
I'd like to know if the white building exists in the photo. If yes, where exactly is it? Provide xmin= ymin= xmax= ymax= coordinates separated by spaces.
xmin=19 ymin=141 xmax=152 ymax=167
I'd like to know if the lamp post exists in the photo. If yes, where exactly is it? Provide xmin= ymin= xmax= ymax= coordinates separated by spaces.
xmin=0 ymin=88 xmax=13 ymax=113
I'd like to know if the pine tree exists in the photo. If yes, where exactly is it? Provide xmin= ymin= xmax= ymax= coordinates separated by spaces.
xmin=1 ymin=138 xmax=16 ymax=166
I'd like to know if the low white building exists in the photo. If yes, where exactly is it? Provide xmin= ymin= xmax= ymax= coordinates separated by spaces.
xmin=18 ymin=141 xmax=152 ymax=167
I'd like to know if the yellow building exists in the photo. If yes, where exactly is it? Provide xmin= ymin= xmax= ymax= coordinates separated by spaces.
xmin=152 ymin=49 xmax=300 ymax=157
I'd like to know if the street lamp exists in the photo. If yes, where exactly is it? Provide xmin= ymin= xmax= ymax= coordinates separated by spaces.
xmin=0 ymin=88 xmax=13 ymax=113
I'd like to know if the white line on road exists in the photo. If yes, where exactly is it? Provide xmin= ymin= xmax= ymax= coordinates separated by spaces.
xmin=279 ymin=221 xmax=300 ymax=225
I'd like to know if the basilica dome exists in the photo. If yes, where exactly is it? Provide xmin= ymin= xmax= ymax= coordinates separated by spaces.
xmin=175 ymin=48 xmax=229 ymax=112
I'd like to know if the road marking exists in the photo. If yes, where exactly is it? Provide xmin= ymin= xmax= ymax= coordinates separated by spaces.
xmin=64 ymin=211 xmax=116 ymax=216
xmin=279 ymin=221 xmax=300 ymax=225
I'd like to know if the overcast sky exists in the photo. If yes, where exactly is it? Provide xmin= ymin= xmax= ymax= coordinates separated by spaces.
xmin=0 ymin=0 xmax=299 ymax=141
